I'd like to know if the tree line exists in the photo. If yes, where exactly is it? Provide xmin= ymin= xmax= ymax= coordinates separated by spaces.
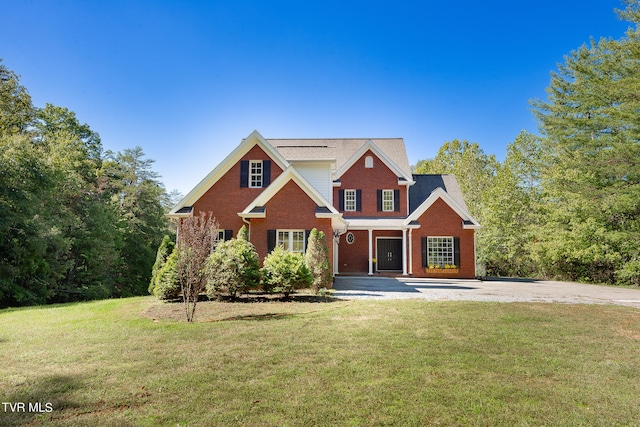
xmin=415 ymin=1 xmax=640 ymax=286
xmin=0 ymin=60 xmax=174 ymax=307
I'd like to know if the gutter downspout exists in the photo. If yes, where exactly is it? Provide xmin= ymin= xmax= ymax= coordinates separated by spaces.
xmin=242 ymin=217 xmax=251 ymax=241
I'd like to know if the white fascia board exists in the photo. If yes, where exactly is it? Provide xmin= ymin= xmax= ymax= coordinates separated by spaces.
xmin=404 ymin=187 xmax=481 ymax=227
xmin=334 ymin=140 xmax=413 ymax=182
xmin=240 ymin=166 xmax=340 ymax=216
xmin=463 ymin=223 xmax=482 ymax=230
xmin=315 ymin=212 xmax=340 ymax=218
xmin=238 ymin=211 xmax=266 ymax=219
xmin=166 ymin=212 xmax=193 ymax=219
xmin=397 ymin=179 xmax=416 ymax=186
xmin=169 ymin=130 xmax=290 ymax=214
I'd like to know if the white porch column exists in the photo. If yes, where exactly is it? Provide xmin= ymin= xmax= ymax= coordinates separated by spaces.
xmin=333 ymin=234 xmax=339 ymax=275
xmin=368 ymin=228 xmax=373 ymax=275
xmin=402 ymin=228 xmax=408 ymax=275
xmin=409 ymin=228 xmax=413 ymax=275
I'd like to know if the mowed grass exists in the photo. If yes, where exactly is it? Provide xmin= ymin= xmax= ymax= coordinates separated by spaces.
xmin=1 ymin=297 xmax=639 ymax=426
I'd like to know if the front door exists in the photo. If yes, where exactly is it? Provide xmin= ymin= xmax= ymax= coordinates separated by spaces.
xmin=377 ymin=238 xmax=402 ymax=271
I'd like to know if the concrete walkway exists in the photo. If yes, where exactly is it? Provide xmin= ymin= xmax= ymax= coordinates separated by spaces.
xmin=332 ymin=276 xmax=640 ymax=309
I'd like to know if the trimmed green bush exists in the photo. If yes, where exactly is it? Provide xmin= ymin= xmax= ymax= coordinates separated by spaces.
xmin=206 ymin=238 xmax=261 ymax=299
xmin=154 ymin=250 xmax=180 ymax=300
xmin=262 ymin=246 xmax=312 ymax=297
xmin=149 ymin=235 xmax=176 ymax=294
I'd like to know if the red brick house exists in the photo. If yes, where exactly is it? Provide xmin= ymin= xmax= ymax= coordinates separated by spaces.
xmin=169 ymin=130 xmax=480 ymax=278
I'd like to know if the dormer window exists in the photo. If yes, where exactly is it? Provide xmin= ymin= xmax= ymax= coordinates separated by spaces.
xmin=250 ymin=160 xmax=263 ymax=188
xmin=365 ymin=156 xmax=374 ymax=168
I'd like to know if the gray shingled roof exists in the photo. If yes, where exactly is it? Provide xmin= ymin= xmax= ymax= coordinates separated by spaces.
xmin=266 ymin=138 xmax=412 ymax=178
xmin=409 ymin=174 xmax=469 ymax=214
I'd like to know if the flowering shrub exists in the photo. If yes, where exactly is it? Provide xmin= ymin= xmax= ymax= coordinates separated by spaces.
xmin=427 ymin=264 xmax=458 ymax=270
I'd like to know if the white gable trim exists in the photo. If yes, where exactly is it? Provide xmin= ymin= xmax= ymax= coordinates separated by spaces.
xmin=239 ymin=166 xmax=342 ymax=218
xmin=168 ymin=130 xmax=289 ymax=216
xmin=404 ymin=187 xmax=481 ymax=228
xmin=334 ymin=140 xmax=414 ymax=183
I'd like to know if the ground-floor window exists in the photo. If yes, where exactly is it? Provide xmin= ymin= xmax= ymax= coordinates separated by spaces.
xmin=277 ymin=230 xmax=305 ymax=253
xmin=427 ymin=237 xmax=454 ymax=267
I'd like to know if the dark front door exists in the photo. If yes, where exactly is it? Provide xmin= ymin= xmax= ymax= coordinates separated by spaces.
xmin=377 ymin=239 xmax=402 ymax=271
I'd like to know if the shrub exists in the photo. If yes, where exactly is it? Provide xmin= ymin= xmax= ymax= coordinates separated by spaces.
xmin=149 ymin=235 xmax=175 ymax=294
xmin=304 ymin=228 xmax=332 ymax=292
xmin=206 ymin=238 xmax=261 ymax=299
xmin=154 ymin=250 xmax=180 ymax=300
xmin=262 ymin=246 xmax=312 ymax=297
xmin=237 ymin=224 xmax=249 ymax=241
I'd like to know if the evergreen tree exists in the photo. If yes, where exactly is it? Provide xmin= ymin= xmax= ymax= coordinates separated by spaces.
xmin=150 ymin=235 xmax=176 ymax=294
xmin=531 ymin=1 xmax=640 ymax=284
xmin=304 ymin=228 xmax=332 ymax=292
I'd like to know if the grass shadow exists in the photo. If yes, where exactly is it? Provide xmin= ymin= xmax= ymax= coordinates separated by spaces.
xmin=219 ymin=312 xmax=294 ymax=322
xmin=1 ymin=374 xmax=82 ymax=426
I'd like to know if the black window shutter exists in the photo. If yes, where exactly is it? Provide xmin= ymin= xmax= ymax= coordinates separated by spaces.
xmin=240 ymin=160 xmax=249 ymax=188
xmin=262 ymin=160 xmax=271 ymax=186
xmin=377 ymin=189 xmax=383 ymax=212
xmin=267 ymin=230 xmax=276 ymax=253
xmin=356 ymin=189 xmax=362 ymax=212
xmin=454 ymin=237 xmax=461 ymax=267
xmin=394 ymin=189 xmax=400 ymax=212
xmin=305 ymin=230 xmax=311 ymax=252
xmin=224 ymin=230 xmax=233 ymax=241
xmin=338 ymin=189 xmax=345 ymax=211
xmin=421 ymin=237 xmax=427 ymax=268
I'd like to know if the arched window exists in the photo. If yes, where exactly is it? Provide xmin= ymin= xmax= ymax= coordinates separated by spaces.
xmin=365 ymin=156 xmax=374 ymax=168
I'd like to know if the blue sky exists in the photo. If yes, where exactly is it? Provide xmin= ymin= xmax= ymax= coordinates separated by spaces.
xmin=1 ymin=0 xmax=632 ymax=195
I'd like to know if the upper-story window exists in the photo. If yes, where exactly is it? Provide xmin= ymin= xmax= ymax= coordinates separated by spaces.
xmin=250 ymin=160 xmax=263 ymax=188
xmin=344 ymin=189 xmax=356 ymax=211
xmin=339 ymin=189 xmax=361 ymax=212
xmin=241 ymin=159 xmax=271 ymax=188
xmin=365 ymin=156 xmax=374 ymax=168
xmin=382 ymin=189 xmax=394 ymax=212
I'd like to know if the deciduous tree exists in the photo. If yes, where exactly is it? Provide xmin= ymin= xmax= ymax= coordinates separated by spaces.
xmin=176 ymin=212 xmax=218 ymax=321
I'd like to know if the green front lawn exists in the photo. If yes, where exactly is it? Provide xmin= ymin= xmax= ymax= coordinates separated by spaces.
xmin=1 ymin=297 xmax=639 ymax=426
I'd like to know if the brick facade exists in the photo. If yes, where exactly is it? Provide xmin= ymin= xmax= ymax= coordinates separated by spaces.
xmin=338 ymin=230 xmax=403 ymax=273
xmin=410 ymin=198 xmax=476 ymax=279
xmin=334 ymin=150 xmax=407 ymax=217
xmin=192 ymin=145 xmax=283 ymax=237
xmin=176 ymin=133 xmax=479 ymax=281
xmin=249 ymin=180 xmax=333 ymax=267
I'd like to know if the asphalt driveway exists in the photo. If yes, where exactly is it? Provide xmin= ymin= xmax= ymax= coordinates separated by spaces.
xmin=332 ymin=276 xmax=640 ymax=309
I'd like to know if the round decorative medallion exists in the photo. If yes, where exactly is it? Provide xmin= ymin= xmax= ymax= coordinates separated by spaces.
xmin=346 ymin=232 xmax=355 ymax=244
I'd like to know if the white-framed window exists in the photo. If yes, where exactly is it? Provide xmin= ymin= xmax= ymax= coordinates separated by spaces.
xmin=250 ymin=160 xmax=263 ymax=188
xmin=365 ymin=156 xmax=374 ymax=168
xmin=382 ymin=189 xmax=394 ymax=212
xmin=346 ymin=232 xmax=355 ymax=244
xmin=344 ymin=189 xmax=356 ymax=211
xmin=277 ymin=230 xmax=305 ymax=253
xmin=213 ymin=230 xmax=226 ymax=248
xmin=427 ymin=237 xmax=454 ymax=267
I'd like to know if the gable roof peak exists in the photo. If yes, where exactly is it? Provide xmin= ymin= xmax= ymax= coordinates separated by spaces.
xmin=168 ymin=130 xmax=289 ymax=216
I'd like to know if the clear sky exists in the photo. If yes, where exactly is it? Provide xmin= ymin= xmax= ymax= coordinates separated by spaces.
xmin=1 ymin=0 xmax=632 ymax=195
